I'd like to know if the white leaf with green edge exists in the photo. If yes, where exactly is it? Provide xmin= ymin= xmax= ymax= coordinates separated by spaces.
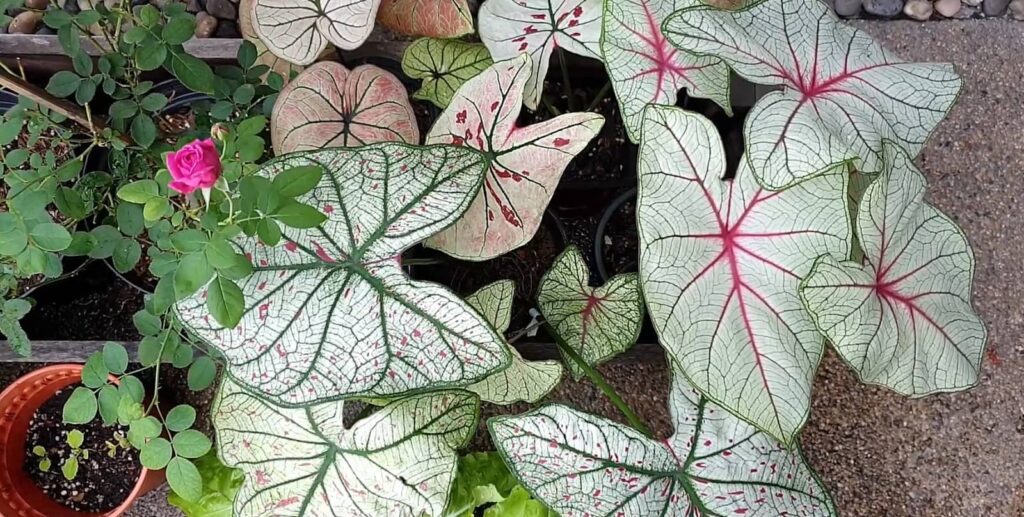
xmin=464 ymin=280 xmax=563 ymax=405
xmin=214 ymin=379 xmax=478 ymax=516
xmin=240 ymin=0 xmax=305 ymax=83
xmin=489 ymin=373 xmax=836 ymax=516
xmin=401 ymin=38 xmax=494 ymax=109
xmin=538 ymin=246 xmax=642 ymax=380
xmin=800 ymin=143 xmax=985 ymax=395
xmin=377 ymin=0 xmax=474 ymax=38
xmin=425 ymin=55 xmax=603 ymax=260
xmin=637 ymin=106 xmax=849 ymax=444
xmin=601 ymin=0 xmax=731 ymax=143
xmin=478 ymin=0 xmax=603 ymax=110
xmin=663 ymin=0 xmax=962 ymax=190
xmin=271 ymin=62 xmax=419 ymax=155
xmin=251 ymin=0 xmax=381 ymax=66
xmin=175 ymin=143 xmax=510 ymax=406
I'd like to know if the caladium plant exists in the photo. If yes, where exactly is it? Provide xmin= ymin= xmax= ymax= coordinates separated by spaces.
xmin=377 ymin=0 xmax=474 ymax=38
xmin=213 ymin=379 xmax=478 ymax=516
xmin=601 ymin=0 xmax=731 ymax=143
xmin=538 ymin=246 xmax=643 ymax=380
xmin=424 ymin=55 xmax=603 ymax=260
xmin=175 ymin=143 xmax=510 ymax=405
xmin=801 ymin=143 xmax=985 ymax=396
xmin=250 ymin=0 xmax=380 ymax=66
xmin=270 ymin=62 xmax=420 ymax=154
xmin=490 ymin=370 xmax=836 ymax=516
xmin=239 ymin=0 xmax=304 ymax=84
xmin=401 ymin=38 xmax=494 ymax=109
xmin=478 ymin=0 xmax=603 ymax=110
xmin=663 ymin=0 xmax=962 ymax=190
xmin=637 ymin=105 xmax=849 ymax=444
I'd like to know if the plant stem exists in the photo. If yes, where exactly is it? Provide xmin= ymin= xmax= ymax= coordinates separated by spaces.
xmin=558 ymin=49 xmax=576 ymax=112
xmin=400 ymin=257 xmax=444 ymax=266
xmin=543 ymin=322 xmax=652 ymax=437
xmin=585 ymin=81 xmax=612 ymax=112
xmin=541 ymin=96 xmax=562 ymax=118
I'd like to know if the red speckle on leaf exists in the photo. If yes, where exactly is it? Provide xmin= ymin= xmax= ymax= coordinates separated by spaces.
xmin=524 ymin=25 xmax=538 ymax=34
xmin=260 ymin=259 xmax=269 ymax=266
xmin=572 ymin=5 xmax=582 ymax=16
xmin=452 ymin=135 xmax=465 ymax=146
xmin=275 ymin=497 xmax=300 ymax=508
xmin=519 ymin=42 xmax=528 ymax=51
xmin=456 ymin=110 xmax=467 ymax=124
xmin=568 ymin=19 xmax=578 ymax=27
xmin=734 ymin=510 xmax=748 ymax=515
xmin=312 ymin=241 xmax=335 ymax=262
xmin=554 ymin=137 xmax=570 ymax=147
xmin=255 ymin=470 xmax=269 ymax=485
xmin=284 ymin=241 xmax=298 ymax=252
xmin=388 ymin=370 xmax=396 ymax=379
xmin=323 ymin=204 xmax=333 ymax=214
xmin=490 ymin=101 xmax=500 ymax=111
xmin=258 ymin=303 xmax=270 ymax=320
xmin=531 ymin=13 xmax=545 ymax=19
xmin=549 ymin=440 xmax=558 ymax=449
xmin=257 ymin=281 xmax=267 ymax=290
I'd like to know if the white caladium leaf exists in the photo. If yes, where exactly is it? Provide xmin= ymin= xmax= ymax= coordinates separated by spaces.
xmin=663 ymin=0 xmax=962 ymax=190
xmin=271 ymin=62 xmax=419 ymax=155
xmin=424 ymin=55 xmax=604 ymax=260
xmin=377 ymin=0 xmax=474 ymax=38
xmin=240 ymin=0 xmax=304 ymax=84
xmin=176 ymin=143 xmax=510 ymax=405
xmin=465 ymin=281 xmax=563 ymax=405
xmin=214 ymin=379 xmax=478 ymax=516
xmin=252 ymin=0 xmax=381 ymax=66
xmin=401 ymin=38 xmax=494 ymax=109
xmin=479 ymin=0 xmax=603 ymax=110
xmin=637 ymin=106 xmax=849 ymax=444
xmin=601 ymin=0 xmax=731 ymax=143
xmin=538 ymin=246 xmax=643 ymax=380
xmin=490 ymin=374 xmax=836 ymax=516
xmin=801 ymin=144 xmax=985 ymax=395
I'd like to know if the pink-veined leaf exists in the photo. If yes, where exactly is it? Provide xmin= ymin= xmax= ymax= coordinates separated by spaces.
xmin=251 ymin=0 xmax=381 ymax=66
xmin=175 ymin=143 xmax=510 ymax=406
xmin=637 ymin=106 xmax=849 ymax=444
xmin=538 ymin=246 xmax=643 ymax=379
xmin=377 ymin=0 xmax=474 ymax=38
xmin=489 ymin=371 xmax=837 ymax=516
xmin=214 ymin=379 xmax=478 ymax=516
xmin=601 ymin=0 xmax=731 ymax=143
xmin=800 ymin=143 xmax=985 ymax=395
xmin=424 ymin=55 xmax=604 ymax=260
xmin=479 ymin=0 xmax=603 ymax=110
xmin=240 ymin=0 xmax=305 ymax=84
xmin=663 ymin=0 xmax=962 ymax=190
xmin=271 ymin=62 xmax=419 ymax=155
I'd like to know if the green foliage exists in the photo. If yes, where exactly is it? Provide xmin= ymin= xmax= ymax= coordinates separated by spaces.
xmin=444 ymin=452 xmax=554 ymax=517
xmin=166 ymin=451 xmax=242 ymax=516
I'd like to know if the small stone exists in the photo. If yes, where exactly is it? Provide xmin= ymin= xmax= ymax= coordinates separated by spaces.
xmin=204 ymin=0 xmax=235 ymax=19
xmin=1009 ymin=0 xmax=1024 ymax=18
xmin=35 ymin=25 xmax=54 ymax=34
xmin=903 ymin=0 xmax=932 ymax=20
xmin=834 ymin=0 xmax=862 ymax=17
xmin=984 ymin=0 xmax=1011 ymax=15
xmin=194 ymin=10 xmax=218 ymax=38
xmin=962 ymin=0 xmax=982 ymax=6
xmin=24 ymin=0 xmax=48 ymax=10
xmin=213 ymin=19 xmax=240 ymax=38
xmin=934 ymin=0 xmax=962 ymax=16
xmin=185 ymin=0 xmax=201 ymax=12
xmin=63 ymin=0 xmax=80 ymax=13
xmin=8 ymin=11 xmax=42 ymax=34
xmin=862 ymin=0 xmax=901 ymax=17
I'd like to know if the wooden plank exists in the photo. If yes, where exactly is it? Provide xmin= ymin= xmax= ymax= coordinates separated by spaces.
xmin=0 ymin=34 xmax=242 ymax=59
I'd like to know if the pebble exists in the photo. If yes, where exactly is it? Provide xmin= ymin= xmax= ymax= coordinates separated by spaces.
xmin=63 ymin=0 xmax=80 ymax=13
xmin=185 ymin=0 xmax=201 ymax=12
xmin=984 ymin=0 xmax=1011 ymax=15
xmin=863 ymin=0 xmax=902 ymax=17
xmin=213 ymin=19 xmax=240 ymax=38
xmin=24 ymin=0 xmax=48 ymax=10
xmin=934 ymin=0 xmax=962 ymax=16
xmin=194 ymin=10 xmax=218 ymax=38
xmin=835 ymin=0 xmax=862 ymax=17
xmin=36 ymin=25 xmax=54 ymax=34
xmin=204 ymin=0 xmax=235 ymax=19
xmin=962 ymin=0 xmax=983 ymax=6
xmin=903 ymin=0 xmax=932 ymax=20
xmin=8 ymin=11 xmax=42 ymax=33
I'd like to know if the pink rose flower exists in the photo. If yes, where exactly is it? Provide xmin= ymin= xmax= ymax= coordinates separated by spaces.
xmin=166 ymin=139 xmax=222 ymax=195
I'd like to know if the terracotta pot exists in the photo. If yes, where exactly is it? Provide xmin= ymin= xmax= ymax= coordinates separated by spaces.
xmin=0 ymin=364 xmax=165 ymax=516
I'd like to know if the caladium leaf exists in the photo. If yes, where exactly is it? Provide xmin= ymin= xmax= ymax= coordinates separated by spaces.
xmin=663 ymin=0 xmax=962 ymax=190
xmin=478 ymin=0 xmax=603 ymax=110
xmin=251 ymin=0 xmax=381 ymax=66
xmin=465 ymin=281 xmax=563 ymax=405
xmin=176 ymin=143 xmax=510 ymax=405
xmin=424 ymin=55 xmax=604 ymax=260
xmin=377 ymin=0 xmax=474 ymax=38
xmin=240 ymin=0 xmax=304 ymax=84
xmin=214 ymin=379 xmax=478 ymax=516
xmin=401 ymin=38 xmax=494 ymax=109
xmin=601 ymin=0 xmax=731 ymax=143
xmin=490 ymin=373 xmax=836 ymax=516
xmin=538 ymin=246 xmax=643 ymax=380
xmin=270 ymin=62 xmax=419 ymax=155
xmin=800 ymin=143 xmax=985 ymax=396
xmin=637 ymin=106 xmax=849 ymax=444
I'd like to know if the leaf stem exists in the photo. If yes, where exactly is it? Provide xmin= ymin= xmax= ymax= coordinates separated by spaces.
xmin=558 ymin=49 xmax=576 ymax=112
xmin=585 ymin=81 xmax=612 ymax=112
xmin=543 ymin=322 xmax=652 ymax=437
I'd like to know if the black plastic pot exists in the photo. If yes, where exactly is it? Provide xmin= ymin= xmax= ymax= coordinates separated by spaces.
xmin=594 ymin=187 xmax=637 ymax=283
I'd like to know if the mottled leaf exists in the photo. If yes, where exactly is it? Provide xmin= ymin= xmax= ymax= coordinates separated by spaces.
xmin=176 ymin=143 xmax=509 ymax=405
xmin=637 ymin=106 xmax=849 ymax=444
xmin=801 ymin=143 xmax=985 ymax=395
xmin=402 ymin=38 xmax=493 ymax=108
xmin=251 ymin=0 xmax=381 ymax=66
xmin=663 ymin=0 xmax=962 ymax=189
xmin=538 ymin=246 xmax=642 ymax=379
xmin=425 ymin=55 xmax=603 ymax=260
xmin=377 ymin=0 xmax=474 ymax=38
xmin=271 ymin=62 xmax=419 ymax=154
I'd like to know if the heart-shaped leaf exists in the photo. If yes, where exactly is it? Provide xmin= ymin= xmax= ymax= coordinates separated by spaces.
xmin=251 ymin=0 xmax=381 ymax=66
xmin=479 ymin=0 xmax=603 ymax=110
xmin=401 ymin=38 xmax=493 ymax=109
xmin=424 ymin=55 xmax=604 ymax=260
xmin=240 ymin=0 xmax=304 ymax=83
xmin=601 ymin=0 xmax=731 ymax=143
xmin=801 ymin=143 xmax=985 ymax=395
xmin=465 ymin=280 xmax=563 ymax=405
xmin=271 ymin=62 xmax=420 ymax=154
xmin=637 ymin=106 xmax=849 ymax=444
xmin=490 ymin=370 xmax=836 ymax=516
xmin=214 ymin=379 xmax=478 ymax=516
xmin=176 ymin=143 xmax=510 ymax=405
xmin=377 ymin=0 xmax=474 ymax=38
xmin=538 ymin=246 xmax=643 ymax=379
xmin=663 ymin=0 xmax=962 ymax=190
